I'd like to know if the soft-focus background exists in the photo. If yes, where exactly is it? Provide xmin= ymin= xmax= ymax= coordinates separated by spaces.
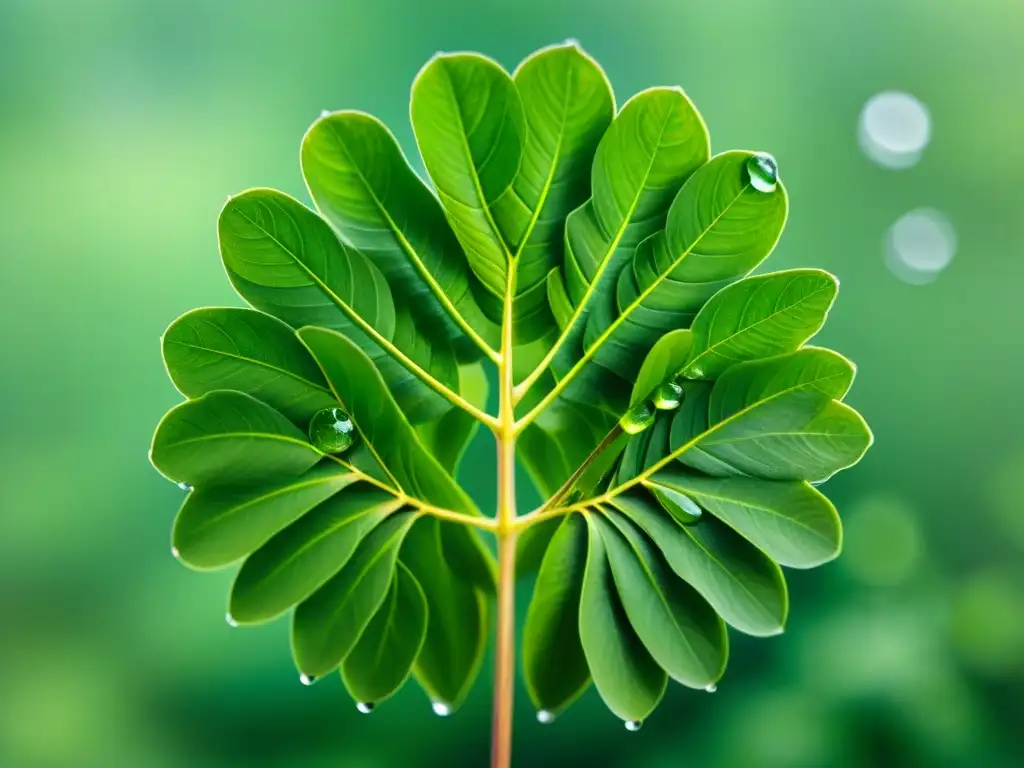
xmin=2 ymin=0 xmax=1022 ymax=765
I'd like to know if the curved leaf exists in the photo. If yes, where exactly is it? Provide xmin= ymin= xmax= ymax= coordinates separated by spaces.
xmin=162 ymin=307 xmax=336 ymax=424
xmin=631 ymin=329 xmax=693 ymax=407
xmin=301 ymin=111 xmax=498 ymax=359
xmin=682 ymin=269 xmax=838 ymax=380
xmin=229 ymin=485 xmax=400 ymax=623
xmin=173 ymin=462 xmax=358 ymax=571
xmin=298 ymin=326 xmax=495 ymax=589
xmin=415 ymin=363 xmax=489 ymax=476
xmin=674 ymin=349 xmax=870 ymax=482
xmin=151 ymin=390 xmax=320 ymax=487
xmin=650 ymin=469 xmax=842 ymax=568
xmin=579 ymin=512 xmax=666 ymax=722
xmin=523 ymin=513 xmax=591 ymax=715
xmin=219 ymin=188 xmax=457 ymax=423
xmin=411 ymin=53 xmax=525 ymax=298
xmin=492 ymin=42 xmax=615 ymax=342
xmin=291 ymin=511 xmax=416 ymax=678
xmin=342 ymin=562 xmax=429 ymax=706
xmin=611 ymin=491 xmax=788 ymax=637
xmin=401 ymin=516 xmax=488 ymax=712
xmin=595 ymin=509 xmax=727 ymax=688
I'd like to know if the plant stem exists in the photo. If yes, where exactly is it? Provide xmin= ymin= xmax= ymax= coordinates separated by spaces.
xmin=491 ymin=261 xmax=517 ymax=768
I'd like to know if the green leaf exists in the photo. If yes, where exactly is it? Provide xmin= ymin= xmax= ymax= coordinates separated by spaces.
xmin=579 ymin=512 xmax=666 ymax=722
xmin=173 ymin=462 xmax=359 ymax=571
xmin=617 ymin=411 xmax=673 ymax=484
xmin=299 ymin=327 xmax=495 ymax=589
xmin=492 ymin=42 xmax=615 ymax=343
xmin=593 ymin=150 xmax=789 ymax=375
xmin=551 ymin=87 xmax=709 ymax=375
xmin=595 ymin=509 xmax=727 ymax=688
xmin=673 ymin=348 xmax=871 ymax=482
xmin=401 ymin=516 xmax=488 ymax=712
xmin=301 ymin=111 xmax=498 ymax=359
xmin=219 ymin=188 xmax=457 ymax=423
xmin=650 ymin=469 xmax=842 ymax=568
xmin=611 ymin=491 xmax=788 ymax=637
xmin=291 ymin=511 xmax=416 ymax=678
xmin=682 ymin=269 xmax=838 ymax=380
xmin=415 ymin=363 xmax=489 ymax=476
xmin=411 ymin=53 xmax=525 ymax=299
xmin=229 ymin=485 xmax=400 ymax=623
xmin=523 ymin=513 xmax=591 ymax=715
xmin=162 ymin=308 xmax=337 ymax=425
xmin=151 ymin=390 xmax=321 ymax=488
xmin=631 ymin=329 xmax=693 ymax=407
xmin=342 ymin=562 xmax=429 ymax=706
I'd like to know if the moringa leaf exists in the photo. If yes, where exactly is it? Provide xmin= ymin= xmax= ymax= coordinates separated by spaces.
xmin=493 ymin=42 xmax=615 ymax=343
xmin=649 ymin=468 xmax=842 ymax=568
xmin=611 ymin=491 xmax=788 ymax=637
xmin=415 ymin=363 xmax=489 ymax=476
xmin=228 ymin=485 xmax=401 ymax=624
xmin=342 ymin=561 xmax=429 ymax=707
xmin=151 ymin=390 xmax=321 ymax=488
xmin=301 ymin=111 xmax=499 ymax=360
xmin=173 ymin=462 xmax=359 ymax=571
xmin=631 ymin=329 xmax=693 ymax=407
xmin=596 ymin=509 xmax=727 ymax=689
xmin=522 ymin=513 xmax=591 ymax=716
xmin=291 ymin=511 xmax=416 ymax=678
xmin=617 ymin=410 xmax=673 ymax=484
xmin=219 ymin=188 xmax=458 ymax=423
xmin=402 ymin=516 xmax=488 ymax=712
xmin=162 ymin=307 xmax=336 ymax=425
xmin=411 ymin=53 xmax=525 ymax=300
xmin=682 ymin=269 xmax=838 ymax=380
xmin=673 ymin=349 xmax=870 ymax=482
xmin=579 ymin=512 xmax=666 ymax=723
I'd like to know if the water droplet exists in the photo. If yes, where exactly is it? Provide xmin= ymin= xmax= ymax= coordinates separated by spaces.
xmin=299 ymin=673 xmax=317 ymax=686
xmin=705 ymin=683 xmax=717 ymax=693
xmin=746 ymin=153 xmax=778 ymax=193
xmin=320 ymin=109 xmax=331 ymax=118
xmin=308 ymin=407 xmax=357 ymax=454
xmin=653 ymin=381 xmax=684 ymax=410
xmin=225 ymin=194 xmax=233 ymax=203
xmin=683 ymin=366 xmax=705 ymax=380
xmin=562 ymin=38 xmax=581 ymax=47
xmin=225 ymin=612 xmax=238 ymax=627
xmin=859 ymin=91 xmax=931 ymax=169
xmin=621 ymin=401 xmax=656 ymax=435
xmin=170 ymin=546 xmax=180 ymax=559
xmin=885 ymin=208 xmax=956 ymax=285
xmin=177 ymin=481 xmax=193 ymax=492
xmin=356 ymin=701 xmax=375 ymax=714
xmin=536 ymin=710 xmax=556 ymax=724
xmin=431 ymin=701 xmax=452 ymax=717
xmin=625 ymin=720 xmax=643 ymax=732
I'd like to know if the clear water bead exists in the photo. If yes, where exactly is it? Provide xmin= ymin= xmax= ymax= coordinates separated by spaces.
xmin=299 ymin=673 xmax=317 ymax=686
xmin=625 ymin=720 xmax=643 ymax=732
xmin=621 ymin=401 xmax=656 ymax=435
xmin=356 ymin=702 xmax=375 ymax=714
xmin=536 ymin=710 xmax=556 ymax=724
xmin=431 ymin=701 xmax=452 ymax=717
xmin=705 ymin=683 xmax=717 ymax=693
xmin=746 ymin=153 xmax=779 ymax=193
xmin=225 ymin=613 xmax=239 ymax=628
xmin=653 ymin=381 xmax=684 ymax=410
xmin=308 ymin=407 xmax=357 ymax=454
xmin=177 ymin=481 xmax=193 ymax=492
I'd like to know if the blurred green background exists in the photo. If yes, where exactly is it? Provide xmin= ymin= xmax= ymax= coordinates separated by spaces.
xmin=2 ymin=0 xmax=1022 ymax=765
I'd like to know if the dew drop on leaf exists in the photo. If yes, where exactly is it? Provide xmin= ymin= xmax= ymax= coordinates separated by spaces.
xmin=320 ymin=109 xmax=331 ymax=118
xmin=225 ymin=612 xmax=239 ymax=628
xmin=536 ymin=710 xmax=555 ymax=724
xmin=308 ymin=407 xmax=357 ymax=454
xmin=170 ymin=546 xmax=180 ymax=559
xmin=705 ymin=683 xmax=717 ymax=693
xmin=746 ymin=152 xmax=779 ymax=193
xmin=356 ymin=702 xmax=375 ymax=714
xmin=620 ymin=401 xmax=656 ymax=435
xmin=653 ymin=381 xmax=684 ymax=410
xmin=177 ymin=481 xmax=193 ymax=492
xmin=625 ymin=720 xmax=643 ymax=732
xmin=431 ymin=701 xmax=453 ymax=717
xmin=299 ymin=673 xmax=317 ymax=686
xmin=683 ymin=365 xmax=705 ymax=380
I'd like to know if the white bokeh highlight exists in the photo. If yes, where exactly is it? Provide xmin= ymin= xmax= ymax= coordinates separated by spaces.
xmin=885 ymin=208 xmax=957 ymax=285
xmin=859 ymin=91 xmax=931 ymax=169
